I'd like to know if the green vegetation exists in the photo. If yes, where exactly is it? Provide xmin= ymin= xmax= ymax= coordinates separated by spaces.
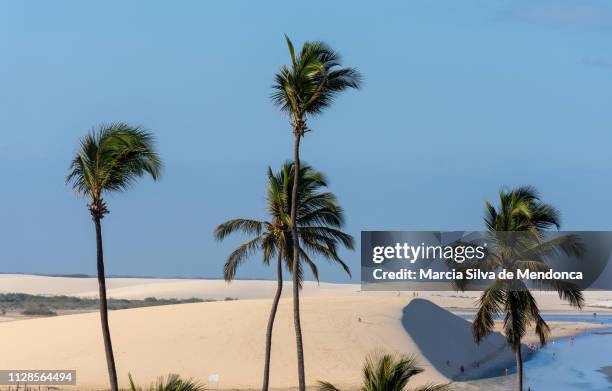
xmin=272 ymin=35 xmax=362 ymax=391
xmin=0 ymin=293 xmax=205 ymax=314
xmin=67 ymin=123 xmax=162 ymax=391
xmin=318 ymin=352 xmax=450 ymax=391
xmin=469 ymin=186 xmax=585 ymax=391
xmin=127 ymin=373 xmax=205 ymax=391
xmin=214 ymin=162 xmax=353 ymax=391
xmin=21 ymin=303 xmax=57 ymax=316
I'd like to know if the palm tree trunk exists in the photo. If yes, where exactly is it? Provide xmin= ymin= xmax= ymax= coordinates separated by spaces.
xmin=515 ymin=345 xmax=523 ymax=391
xmin=262 ymin=250 xmax=284 ymax=391
xmin=94 ymin=217 xmax=119 ymax=391
xmin=290 ymin=132 xmax=306 ymax=391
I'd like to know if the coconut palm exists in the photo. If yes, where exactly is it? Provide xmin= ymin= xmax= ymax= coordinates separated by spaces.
xmin=468 ymin=186 xmax=584 ymax=391
xmin=272 ymin=35 xmax=362 ymax=391
xmin=128 ymin=373 xmax=205 ymax=391
xmin=317 ymin=351 xmax=450 ymax=391
xmin=214 ymin=161 xmax=353 ymax=391
xmin=66 ymin=123 xmax=162 ymax=391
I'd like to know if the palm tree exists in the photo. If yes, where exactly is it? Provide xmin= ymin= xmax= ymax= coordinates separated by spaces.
xmin=469 ymin=186 xmax=584 ymax=391
xmin=317 ymin=351 xmax=450 ymax=391
xmin=128 ymin=373 xmax=205 ymax=391
xmin=66 ymin=123 xmax=162 ymax=391
xmin=214 ymin=161 xmax=354 ymax=391
xmin=272 ymin=35 xmax=362 ymax=391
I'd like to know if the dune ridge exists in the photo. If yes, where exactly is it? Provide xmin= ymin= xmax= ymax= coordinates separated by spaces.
xmin=0 ymin=275 xmax=609 ymax=390
xmin=0 ymin=295 xmax=514 ymax=390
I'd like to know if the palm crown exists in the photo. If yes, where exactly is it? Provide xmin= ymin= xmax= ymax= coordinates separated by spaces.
xmin=214 ymin=161 xmax=354 ymax=283
xmin=318 ymin=352 xmax=449 ymax=391
xmin=484 ymin=185 xmax=561 ymax=234
xmin=272 ymin=36 xmax=362 ymax=133
xmin=66 ymin=123 xmax=162 ymax=217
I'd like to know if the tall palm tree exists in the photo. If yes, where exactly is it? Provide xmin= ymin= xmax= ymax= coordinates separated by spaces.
xmin=272 ymin=35 xmax=362 ymax=391
xmin=318 ymin=351 xmax=449 ymax=391
xmin=214 ymin=161 xmax=354 ymax=391
xmin=468 ymin=186 xmax=584 ymax=391
xmin=66 ymin=123 xmax=162 ymax=391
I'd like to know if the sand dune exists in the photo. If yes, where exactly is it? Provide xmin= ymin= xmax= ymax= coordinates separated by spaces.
xmin=1 ymin=274 xmax=611 ymax=313
xmin=402 ymin=299 xmax=512 ymax=380
xmin=0 ymin=274 xmax=358 ymax=300
xmin=0 ymin=275 xmax=609 ymax=390
xmin=0 ymin=295 xmax=513 ymax=390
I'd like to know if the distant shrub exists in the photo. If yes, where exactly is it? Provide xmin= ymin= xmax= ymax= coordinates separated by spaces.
xmin=0 ymin=293 xmax=207 ymax=313
xmin=21 ymin=304 xmax=57 ymax=316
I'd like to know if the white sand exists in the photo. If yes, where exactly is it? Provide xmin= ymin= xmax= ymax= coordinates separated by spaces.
xmin=0 ymin=274 xmax=609 ymax=390
xmin=0 ymin=296 xmax=440 ymax=389
xmin=1 ymin=274 xmax=610 ymax=312
xmin=0 ymin=274 xmax=359 ymax=300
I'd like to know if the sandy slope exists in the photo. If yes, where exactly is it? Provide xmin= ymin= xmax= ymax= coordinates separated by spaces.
xmin=0 ymin=295 xmax=602 ymax=390
xmin=0 ymin=295 xmax=510 ymax=390
xmin=0 ymin=275 xmax=610 ymax=390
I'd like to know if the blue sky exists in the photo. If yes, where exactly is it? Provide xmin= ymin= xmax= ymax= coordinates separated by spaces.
xmin=1 ymin=0 xmax=611 ymax=282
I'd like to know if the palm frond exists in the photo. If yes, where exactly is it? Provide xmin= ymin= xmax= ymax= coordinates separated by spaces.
xmin=214 ymin=219 xmax=265 ymax=241
xmin=362 ymin=352 xmax=423 ymax=391
xmin=317 ymin=381 xmax=341 ymax=391
xmin=473 ymin=279 xmax=505 ymax=343
xmin=412 ymin=384 xmax=452 ymax=391
xmin=223 ymin=236 xmax=265 ymax=281
xmin=127 ymin=373 xmax=205 ymax=391
xmin=319 ymin=351 xmax=446 ymax=391
xmin=504 ymin=290 xmax=529 ymax=349
xmin=541 ymin=279 xmax=584 ymax=309
xmin=300 ymin=249 xmax=320 ymax=283
xmin=523 ymin=289 xmax=550 ymax=345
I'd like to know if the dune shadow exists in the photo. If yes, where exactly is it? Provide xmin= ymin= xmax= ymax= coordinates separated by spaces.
xmin=401 ymin=298 xmax=513 ymax=380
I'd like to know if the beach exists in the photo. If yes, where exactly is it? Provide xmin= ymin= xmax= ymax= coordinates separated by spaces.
xmin=0 ymin=274 xmax=609 ymax=390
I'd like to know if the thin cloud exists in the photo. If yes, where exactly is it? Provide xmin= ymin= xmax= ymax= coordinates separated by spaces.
xmin=579 ymin=56 xmax=612 ymax=69
xmin=502 ymin=0 xmax=612 ymax=30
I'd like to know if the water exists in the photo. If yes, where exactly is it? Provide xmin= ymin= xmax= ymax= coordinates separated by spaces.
xmin=522 ymin=328 xmax=612 ymax=391
xmin=454 ymin=313 xmax=612 ymax=390
xmin=455 ymin=312 xmax=612 ymax=325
